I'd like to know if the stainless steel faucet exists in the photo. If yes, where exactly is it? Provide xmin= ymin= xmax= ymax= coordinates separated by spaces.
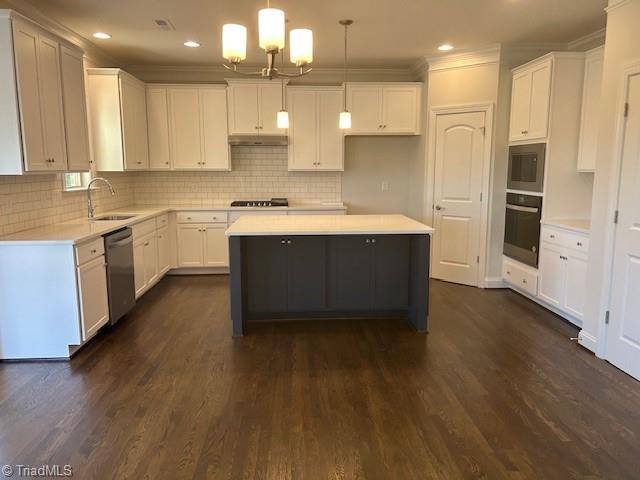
xmin=87 ymin=177 xmax=116 ymax=219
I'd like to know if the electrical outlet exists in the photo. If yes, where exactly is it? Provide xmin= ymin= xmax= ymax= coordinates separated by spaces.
xmin=381 ymin=180 xmax=389 ymax=192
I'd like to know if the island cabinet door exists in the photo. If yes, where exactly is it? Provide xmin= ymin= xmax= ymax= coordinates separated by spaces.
xmin=329 ymin=236 xmax=373 ymax=310
xmin=245 ymin=236 xmax=288 ymax=313
xmin=372 ymin=235 xmax=410 ymax=310
xmin=286 ymin=236 xmax=327 ymax=311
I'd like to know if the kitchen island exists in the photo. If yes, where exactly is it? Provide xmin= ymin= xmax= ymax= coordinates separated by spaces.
xmin=226 ymin=215 xmax=434 ymax=336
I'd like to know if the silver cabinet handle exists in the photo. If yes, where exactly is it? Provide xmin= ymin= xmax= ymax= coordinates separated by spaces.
xmin=91 ymin=249 xmax=97 ymax=254
xmin=281 ymin=239 xmax=286 ymax=244
xmin=366 ymin=239 xmax=370 ymax=243
xmin=144 ymin=241 xmax=149 ymax=246
xmin=550 ymin=234 xmax=555 ymax=238
xmin=506 ymin=270 xmax=511 ymax=275
xmin=506 ymin=204 xmax=539 ymax=214
xmin=371 ymin=239 xmax=376 ymax=243
xmin=522 ymin=279 xmax=527 ymax=284
xmin=287 ymin=240 xmax=292 ymax=244
xmin=435 ymin=205 xmax=445 ymax=211
xmin=577 ymin=242 xmax=582 ymax=246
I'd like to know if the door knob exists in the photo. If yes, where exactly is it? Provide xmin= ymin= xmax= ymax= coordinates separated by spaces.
xmin=435 ymin=205 xmax=444 ymax=211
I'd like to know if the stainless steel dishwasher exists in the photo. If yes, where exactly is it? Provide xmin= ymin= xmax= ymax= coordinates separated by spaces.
xmin=104 ymin=227 xmax=136 ymax=325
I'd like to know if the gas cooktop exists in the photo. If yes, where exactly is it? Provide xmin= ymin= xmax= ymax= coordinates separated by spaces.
xmin=230 ymin=198 xmax=289 ymax=208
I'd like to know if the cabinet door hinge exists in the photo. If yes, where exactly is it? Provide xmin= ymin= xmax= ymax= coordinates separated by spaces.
xmin=477 ymin=256 xmax=480 ymax=264
xmin=614 ymin=210 xmax=619 ymax=224
xmin=479 ymin=126 xmax=486 ymax=136
xmin=624 ymin=102 xmax=629 ymax=118
xmin=605 ymin=311 xmax=610 ymax=325
xmin=480 ymin=192 xmax=483 ymax=202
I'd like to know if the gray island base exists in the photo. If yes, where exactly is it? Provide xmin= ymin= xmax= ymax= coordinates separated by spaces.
xmin=226 ymin=215 xmax=434 ymax=336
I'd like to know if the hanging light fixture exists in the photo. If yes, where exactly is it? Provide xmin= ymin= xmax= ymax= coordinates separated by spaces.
xmin=339 ymin=20 xmax=353 ymax=129
xmin=277 ymin=51 xmax=289 ymax=128
xmin=221 ymin=1 xmax=313 ymax=79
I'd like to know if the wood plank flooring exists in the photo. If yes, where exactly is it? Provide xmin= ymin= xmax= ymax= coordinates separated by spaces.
xmin=1 ymin=275 xmax=639 ymax=479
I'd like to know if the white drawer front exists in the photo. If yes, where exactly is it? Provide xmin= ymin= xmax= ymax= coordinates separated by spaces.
xmin=566 ymin=234 xmax=589 ymax=254
xmin=132 ymin=218 xmax=157 ymax=240
xmin=156 ymin=213 xmax=169 ymax=229
xmin=176 ymin=211 xmax=228 ymax=224
xmin=76 ymin=237 xmax=105 ymax=266
xmin=541 ymin=225 xmax=589 ymax=253
xmin=540 ymin=226 xmax=566 ymax=247
xmin=503 ymin=258 xmax=538 ymax=296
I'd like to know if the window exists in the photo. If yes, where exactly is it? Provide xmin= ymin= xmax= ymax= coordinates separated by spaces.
xmin=62 ymin=172 xmax=92 ymax=192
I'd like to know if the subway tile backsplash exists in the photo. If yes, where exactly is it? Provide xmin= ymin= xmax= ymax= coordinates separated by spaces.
xmin=0 ymin=147 xmax=342 ymax=236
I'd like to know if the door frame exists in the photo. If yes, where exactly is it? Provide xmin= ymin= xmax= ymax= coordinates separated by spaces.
xmin=592 ymin=59 xmax=640 ymax=359
xmin=425 ymin=103 xmax=495 ymax=288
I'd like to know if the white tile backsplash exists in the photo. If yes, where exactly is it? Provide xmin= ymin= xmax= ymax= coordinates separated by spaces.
xmin=0 ymin=147 xmax=342 ymax=236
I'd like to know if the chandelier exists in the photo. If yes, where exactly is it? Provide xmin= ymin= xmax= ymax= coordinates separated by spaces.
xmin=222 ymin=1 xmax=313 ymax=79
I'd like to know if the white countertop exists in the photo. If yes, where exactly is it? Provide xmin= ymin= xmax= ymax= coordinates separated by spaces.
xmin=0 ymin=203 xmax=347 ymax=246
xmin=541 ymin=218 xmax=591 ymax=234
xmin=225 ymin=214 xmax=434 ymax=236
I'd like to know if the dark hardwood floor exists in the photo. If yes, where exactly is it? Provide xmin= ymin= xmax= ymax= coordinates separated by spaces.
xmin=1 ymin=276 xmax=639 ymax=479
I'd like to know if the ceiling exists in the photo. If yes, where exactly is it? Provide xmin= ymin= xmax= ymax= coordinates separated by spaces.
xmin=25 ymin=0 xmax=607 ymax=68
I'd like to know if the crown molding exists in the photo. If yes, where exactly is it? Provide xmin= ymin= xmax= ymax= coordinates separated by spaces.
xmin=425 ymin=46 xmax=501 ymax=72
xmin=606 ymin=0 xmax=631 ymax=13
xmin=568 ymin=28 xmax=606 ymax=51
xmin=0 ymin=1 xmax=118 ymax=66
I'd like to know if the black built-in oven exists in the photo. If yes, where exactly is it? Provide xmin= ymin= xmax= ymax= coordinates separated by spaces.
xmin=503 ymin=193 xmax=543 ymax=267
xmin=508 ymin=143 xmax=546 ymax=192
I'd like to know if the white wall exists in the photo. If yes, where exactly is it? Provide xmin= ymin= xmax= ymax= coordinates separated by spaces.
xmin=582 ymin=0 xmax=640 ymax=353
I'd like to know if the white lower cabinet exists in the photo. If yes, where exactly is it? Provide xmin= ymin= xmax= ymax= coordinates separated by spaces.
xmin=538 ymin=243 xmax=565 ymax=308
xmin=133 ymin=231 xmax=159 ymax=298
xmin=157 ymin=226 xmax=171 ymax=275
xmin=177 ymin=222 xmax=229 ymax=268
xmin=77 ymin=254 xmax=109 ymax=341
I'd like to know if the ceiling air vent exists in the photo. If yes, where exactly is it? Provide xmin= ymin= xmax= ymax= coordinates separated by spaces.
xmin=154 ymin=19 xmax=175 ymax=31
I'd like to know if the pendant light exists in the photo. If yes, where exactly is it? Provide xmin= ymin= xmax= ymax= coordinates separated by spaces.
xmin=277 ymin=51 xmax=289 ymax=128
xmin=339 ymin=20 xmax=353 ymax=129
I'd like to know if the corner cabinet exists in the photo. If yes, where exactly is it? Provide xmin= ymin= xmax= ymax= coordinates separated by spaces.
xmin=86 ymin=68 xmax=149 ymax=171
xmin=227 ymin=80 xmax=284 ymax=135
xmin=288 ymin=86 xmax=344 ymax=171
xmin=146 ymin=85 xmax=230 ymax=171
xmin=345 ymin=83 xmax=422 ymax=135
xmin=577 ymin=46 xmax=604 ymax=172
xmin=0 ymin=12 xmax=90 ymax=175
xmin=509 ymin=58 xmax=552 ymax=142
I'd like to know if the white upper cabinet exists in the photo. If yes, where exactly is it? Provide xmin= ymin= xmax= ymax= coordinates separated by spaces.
xmin=346 ymin=83 xmax=422 ymax=135
xmin=0 ymin=14 xmax=87 ymax=174
xmin=288 ymin=86 xmax=344 ymax=171
xmin=164 ymin=85 xmax=229 ymax=171
xmin=227 ymin=80 xmax=284 ymax=135
xmin=60 ymin=46 xmax=90 ymax=171
xmin=509 ymin=58 xmax=552 ymax=142
xmin=86 ymin=68 xmax=149 ymax=171
xmin=577 ymin=46 xmax=604 ymax=172
xmin=146 ymin=87 xmax=171 ymax=170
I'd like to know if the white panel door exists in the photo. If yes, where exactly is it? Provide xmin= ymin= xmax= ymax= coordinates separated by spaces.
xmin=228 ymin=84 xmax=259 ymax=134
xmin=204 ymin=225 xmax=229 ymax=267
xmin=432 ymin=111 xmax=486 ymax=286
xmin=60 ymin=46 xmax=90 ymax=171
xmin=157 ymin=227 xmax=171 ymax=276
xmin=77 ymin=255 xmax=109 ymax=341
xmin=538 ymin=244 xmax=566 ymax=308
xmin=146 ymin=87 xmax=171 ymax=169
xmin=200 ymin=88 xmax=230 ymax=170
xmin=133 ymin=238 xmax=146 ymax=297
xmin=509 ymin=71 xmax=532 ymax=142
xmin=382 ymin=86 xmax=418 ymax=134
xmin=177 ymin=224 xmax=204 ymax=267
xmin=564 ymin=252 xmax=588 ymax=321
xmin=37 ymin=36 xmax=67 ymax=170
xmin=259 ymin=83 xmax=283 ymax=135
xmin=606 ymin=73 xmax=640 ymax=380
xmin=143 ymin=235 xmax=158 ymax=287
xmin=317 ymin=89 xmax=344 ymax=170
xmin=12 ymin=21 xmax=46 ymax=171
xmin=288 ymin=89 xmax=317 ymax=170
xmin=347 ymin=86 xmax=382 ymax=134
xmin=169 ymin=88 xmax=202 ymax=169
xmin=527 ymin=62 xmax=552 ymax=140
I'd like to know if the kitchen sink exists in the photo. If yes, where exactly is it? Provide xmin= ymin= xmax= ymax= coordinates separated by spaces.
xmin=93 ymin=215 xmax=136 ymax=221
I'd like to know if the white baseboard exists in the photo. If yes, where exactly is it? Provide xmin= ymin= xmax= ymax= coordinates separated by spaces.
xmin=578 ymin=330 xmax=597 ymax=352
xmin=506 ymin=284 xmax=583 ymax=328
xmin=483 ymin=277 xmax=506 ymax=289
xmin=168 ymin=267 xmax=229 ymax=275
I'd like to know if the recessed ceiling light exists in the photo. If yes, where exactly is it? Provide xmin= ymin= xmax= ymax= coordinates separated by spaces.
xmin=92 ymin=32 xmax=111 ymax=39
xmin=184 ymin=41 xmax=201 ymax=48
xmin=438 ymin=44 xmax=454 ymax=52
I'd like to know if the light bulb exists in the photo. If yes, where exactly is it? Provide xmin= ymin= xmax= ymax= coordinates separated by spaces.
xmin=289 ymin=29 xmax=313 ymax=66
xmin=258 ymin=8 xmax=285 ymax=52
xmin=339 ymin=111 xmax=351 ymax=129
xmin=222 ymin=24 xmax=247 ymax=62
xmin=277 ymin=110 xmax=289 ymax=129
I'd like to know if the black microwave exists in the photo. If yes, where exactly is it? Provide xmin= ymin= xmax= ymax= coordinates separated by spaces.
xmin=508 ymin=143 xmax=545 ymax=192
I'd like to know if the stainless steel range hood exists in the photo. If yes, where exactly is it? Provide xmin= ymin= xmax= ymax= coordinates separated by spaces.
xmin=228 ymin=135 xmax=288 ymax=146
